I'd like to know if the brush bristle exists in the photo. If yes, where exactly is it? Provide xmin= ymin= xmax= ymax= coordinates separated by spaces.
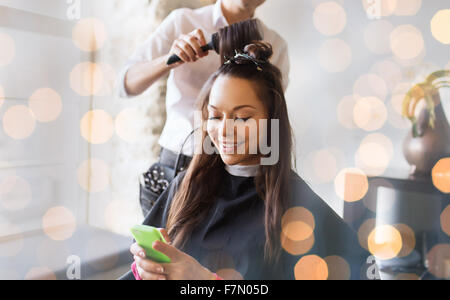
xmin=218 ymin=19 xmax=264 ymax=64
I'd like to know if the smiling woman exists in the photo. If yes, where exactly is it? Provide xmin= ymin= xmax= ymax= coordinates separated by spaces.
xmin=207 ymin=76 xmax=268 ymax=165
xmin=120 ymin=42 xmax=369 ymax=280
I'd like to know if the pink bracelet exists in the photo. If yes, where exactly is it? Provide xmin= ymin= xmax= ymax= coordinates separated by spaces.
xmin=131 ymin=262 xmax=143 ymax=280
xmin=213 ymin=273 xmax=224 ymax=280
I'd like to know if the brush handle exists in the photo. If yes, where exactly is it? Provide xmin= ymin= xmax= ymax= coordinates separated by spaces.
xmin=166 ymin=43 xmax=213 ymax=65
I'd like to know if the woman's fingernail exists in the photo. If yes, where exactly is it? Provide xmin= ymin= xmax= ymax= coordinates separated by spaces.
xmin=158 ymin=267 xmax=164 ymax=273
xmin=159 ymin=277 xmax=166 ymax=280
xmin=139 ymin=251 xmax=145 ymax=258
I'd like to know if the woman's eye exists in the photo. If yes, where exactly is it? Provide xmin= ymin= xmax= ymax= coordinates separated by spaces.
xmin=235 ymin=117 xmax=251 ymax=122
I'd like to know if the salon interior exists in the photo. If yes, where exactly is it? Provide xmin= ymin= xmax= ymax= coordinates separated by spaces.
xmin=0 ymin=0 xmax=449 ymax=280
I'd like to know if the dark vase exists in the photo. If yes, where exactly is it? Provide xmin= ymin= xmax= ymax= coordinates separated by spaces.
xmin=403 ymin=90 xmax=450 ymax=176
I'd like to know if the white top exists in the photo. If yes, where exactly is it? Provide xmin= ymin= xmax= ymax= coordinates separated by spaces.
xmin=117 ymin=0 xmax=290 ymax=156
xmin=225 ymin=164 xmax=260 ymax=177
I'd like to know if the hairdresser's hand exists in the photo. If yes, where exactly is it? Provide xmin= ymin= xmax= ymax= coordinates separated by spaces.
xmin=130 ymin=228 xmax=172 ymax=280
xmin=168 ymin=29 xmax=209 ymax=67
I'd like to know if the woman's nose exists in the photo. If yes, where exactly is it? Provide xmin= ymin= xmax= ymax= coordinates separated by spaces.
xmin=220 ymin=118 xmax=235 ymax=139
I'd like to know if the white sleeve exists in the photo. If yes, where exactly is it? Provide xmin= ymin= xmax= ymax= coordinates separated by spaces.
xmin=116 ymin=9 xmax=181 ymax=98
xmin=278 ymin=42 xmax=290 ymax=92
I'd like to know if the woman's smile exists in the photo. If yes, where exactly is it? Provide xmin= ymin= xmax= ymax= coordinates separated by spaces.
xmin=219 ymin=140 xmax=246 ymax=154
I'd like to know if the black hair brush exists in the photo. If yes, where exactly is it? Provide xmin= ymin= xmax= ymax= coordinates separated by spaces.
xmin=166 ymin=19 xmax=263 ymax=65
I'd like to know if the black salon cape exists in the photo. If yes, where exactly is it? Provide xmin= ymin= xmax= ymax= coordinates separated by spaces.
xmin=120 ymin=169 xmax=369 ymax=280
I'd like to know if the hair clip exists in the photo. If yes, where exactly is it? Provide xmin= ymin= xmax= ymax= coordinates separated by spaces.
xmin=223 ymin=50 xmax=264 ymax=71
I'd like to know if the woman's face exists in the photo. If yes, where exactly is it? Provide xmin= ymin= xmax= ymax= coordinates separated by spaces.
xmin=207 ymin=75 xmax=268 ymax=166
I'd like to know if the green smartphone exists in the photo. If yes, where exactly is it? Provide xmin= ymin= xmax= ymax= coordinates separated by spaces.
xmin=130 ymin=225 xmax=171 ymax=263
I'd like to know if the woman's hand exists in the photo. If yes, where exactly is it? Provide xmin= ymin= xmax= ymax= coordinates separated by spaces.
xmin=130 ymin=228 xmax=215 ymax=280
xmin=168 ymin=28 xmax=209 ymax=67
xmin=130 ymin=228 xmax=172 ymax=280
xmin=153 ymin=240 xmax=215 ymax=280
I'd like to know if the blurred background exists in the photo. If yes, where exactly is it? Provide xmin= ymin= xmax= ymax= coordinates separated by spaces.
xmin=0 ymin=0 xmax=448 ymax=280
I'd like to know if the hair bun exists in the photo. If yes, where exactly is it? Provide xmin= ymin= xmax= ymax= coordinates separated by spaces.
xmin=244 ymin=42 xmax=273 ymax=62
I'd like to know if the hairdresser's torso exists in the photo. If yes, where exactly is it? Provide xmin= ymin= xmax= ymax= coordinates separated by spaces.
xmin=120 ymin=0 xmax=289 ymax=156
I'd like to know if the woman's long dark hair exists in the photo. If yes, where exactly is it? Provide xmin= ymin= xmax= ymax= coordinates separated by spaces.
xmin=166 ymin=42 xmax=294 ymax=263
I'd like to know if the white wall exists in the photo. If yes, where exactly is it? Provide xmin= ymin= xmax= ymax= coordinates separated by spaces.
xmin=0 ymin=3 xmax=89 ymax=234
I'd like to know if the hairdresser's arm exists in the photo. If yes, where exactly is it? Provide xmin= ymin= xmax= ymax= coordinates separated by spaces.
xmin=123 ymin=54 xmax=177 ymax=97
xmin=124 ymin=29 xmax=209 ymax=97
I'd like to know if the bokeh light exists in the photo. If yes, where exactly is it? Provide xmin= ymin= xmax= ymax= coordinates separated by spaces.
xmin=324 ymin=255 xmax=351 ymax=280
xmin=368 ymin=224 xmax=403 ymax=260
xmin=440 ymin=205 xmax=450 ymax=236
xmin=432 ymin=158 xmax=450 ymax=193
xmin=353 ymin=74 xmax=388 ymax=102
xmin=431 ymin=10 xmax=450 ymax=45
xmin=426 ymin=244 xmax=450 ymax=279
xmin=313 ymin=1 xmax=347 ymax=36
xmin=389 ymin=82 xmax=414 ymax=129
xmin=104 ymin=199 xmax=140 ymax=234
xmin=0 ymin=175 xmax=32 ymax=211
xmin=0 ymin=222 xmax=23 ymax=257
xmin=115 ymin=108 xmax=142 ymax=143
xmin=355 ymin=133 xmax=393 ymax=176
xmin=356 ymin=143 xmax=389 ymax=176
xmin=390 ymin=25 xmax=425 ymax=61
xmin=42 ymin=206 xmax=77 ymax=241
xmin=281 ymin=207 xmax=315 ymax=241
xmin=70 ymin=62 xmax=105 ymax=96
xmin=394 ymin=223 xmax=416 ymax=258
xmin=364 ymin=20 xmax=394 ymax=55
xmin=0 ymin=85 xmax=4 ymax=109
xmin=318 ymin=38 xmax=352 ymax=73
xmin=77 ymin=158 xmax=110 ymax=193
xmin=353 ymin=97 xmax=388 ymax=131
xmin=24 ymin=267 xmax=56 ymax=280
xmin=370 ymin=60 xmax=403 ymax=92
xmin=394 ymin=0 xmax=422 ymax=16
xmin=28 ymin=88 xmax=62 ymax=123
xmin=72 ymin=18 xmax=107 ymax=52
xmin=337 ymin=95 xmax=358 ymax=130
xmin=281 ymin=230 xmax=315 ymax=256
xmin=0 ymin=32 xmax=15 ymax=66
xmin=95 ymin=63 xmax=117 ymax=96
xmin=390 ymin=93 xmax=406 ymax=116
xmin=334 ymin=168 xmax=369 ymax=203
xmin=294 ymin=255 xmax=328 ymax=280
xmin=2 ymin=105 xmax=36 ymax=140
xmin=80 ymin=109 xmax=114 ymax=144
xmin=358 ymin=218 xmax=376 ymax=250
